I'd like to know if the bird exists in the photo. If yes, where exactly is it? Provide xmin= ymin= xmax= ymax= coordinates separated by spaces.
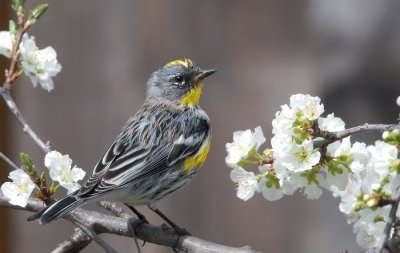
xmin=29 ymin=59 xmax=216 ymax=234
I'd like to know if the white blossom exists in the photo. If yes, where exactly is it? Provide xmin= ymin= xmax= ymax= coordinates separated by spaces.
xmin=0 ymin=31 xmax=13 ymax=58
xmin=354 ymin=208 xmax=388 ymax=249
xmin=226 ymin=92 xmax=400 ymax=250
xmin=0 ymin=169 xmax=36 ymax=207
xmin=272 ymin=104 xmax=296 ymax=134
xmin=318 ymin=113 xmax=345 ymax=132
xmin=396 ymin=95 xmax=400 ymax=107
xmin=325 ymin=168 xmax=349 ymax=191
xmin=333 ymin=173 xmax=362 ymax=222
xmin=290 ymin=172 xmax=324 ymax=199
xmin=289 ymin=94 xmax=324 ymax=120
xmin=230 ymin=167 xmax=259 ymax=201
xmin=327 ymin=137 xmax=352 ymax=158
xmin=20 ymin=34 xmax=61 ymax=92
xmin=367 ymin=141 xmax=398 ymax=175
xmin=270 ymin=134 xmax=291 ymax=158
xmin=45 ymin=151 xmax=85 ymax=194
xmin=278 ymin=140 xmax=321 ymax=172
xmin=225 ymin=126 xmax=266 ymax=168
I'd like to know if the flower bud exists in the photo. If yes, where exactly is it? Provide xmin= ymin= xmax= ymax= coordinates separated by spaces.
xmin=367 ymin=198 xmax=379 ymax=208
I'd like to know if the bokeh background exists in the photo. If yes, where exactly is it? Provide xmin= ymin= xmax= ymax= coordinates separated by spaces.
xmin=1 ymin=0 xmax=400 ymax=252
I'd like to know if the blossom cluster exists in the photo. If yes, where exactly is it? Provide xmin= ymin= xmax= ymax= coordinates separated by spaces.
xmin=0 ymin=31 xmax=61 ymax=91
xmin=226 ymin=94 xmax=400 ymax=249
xmin=0 ymin=151 xmax=85 ymax=207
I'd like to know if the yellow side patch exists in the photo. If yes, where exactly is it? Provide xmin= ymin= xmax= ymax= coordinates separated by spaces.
xmin=164 ymin=58 xmax=193 ymax=68
xmin=184 ymin=141 xmax=210 ymax=173
xmin=181 ymin=82 xmax=203 ymax=106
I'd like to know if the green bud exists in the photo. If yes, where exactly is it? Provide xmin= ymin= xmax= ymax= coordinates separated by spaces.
xmin=9 ymin=20 xmax=17 ymax=36
xmin=367 ymin=198 xmax=379 ymax=208
xmin=262 ymin=149 xmax=271 ymax=157
xmin=11 ymin=0 xmax=26 ymax=11
xmin=383 ymin=129 xmax=400 ymax=146
xmin=28 ymin=3 xmax=48 ymax=24
xmin=293 ymin=127 xmax=302 ymax=135
xmin=382 ymin=190 xmax=392 ymax=198
xmin=40 ymin=171 xmax=46 ymax=181
xmin=352 ymin=201 xmax=364 ymax=212
xmin=381 ymin=176 xmax=390 ymax=186
xmin=363 ymin=194 xmax=371 ymax=201
xmin=295 ymin=111 xmax=303 ymax=119
xmin=389 ymin=159 xmax=400 ymax=174
xmin=49 ymin=181 xmax=60 ymax=194
xmin=20 ymin=152 xmax=35 ymax=172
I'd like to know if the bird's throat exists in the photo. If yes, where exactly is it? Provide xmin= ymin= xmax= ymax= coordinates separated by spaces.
xmin=180 ymin=82 xmax=203 ymax=107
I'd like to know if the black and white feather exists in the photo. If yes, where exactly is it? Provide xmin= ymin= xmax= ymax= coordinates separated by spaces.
xmin=34 ymin=99 xmax=211 ymax=224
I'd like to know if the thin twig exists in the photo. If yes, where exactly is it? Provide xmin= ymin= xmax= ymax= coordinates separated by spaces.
xmin=0 ymin=86 xmax=50 ymax=153
xmin=0 ymin=151 xmax=20 ymax=170
xmin=4 ymin=7 xmax=31 ymax=86
xmin=0 ymin=195 xmax=260 ymax=253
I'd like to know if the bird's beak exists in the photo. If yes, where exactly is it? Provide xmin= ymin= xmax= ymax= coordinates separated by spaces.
xmin=194 ymin=69 xmax=217 ymax=82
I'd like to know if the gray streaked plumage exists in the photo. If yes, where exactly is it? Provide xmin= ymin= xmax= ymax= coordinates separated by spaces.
xmin=29 ymin=59 xmax=215 ymax=224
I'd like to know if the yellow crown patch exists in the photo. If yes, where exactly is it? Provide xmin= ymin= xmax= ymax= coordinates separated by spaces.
xmin=164 ymin=58 xmax=193 ymax=68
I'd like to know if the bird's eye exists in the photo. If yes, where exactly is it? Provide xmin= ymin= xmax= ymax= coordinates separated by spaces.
xmin=174 ymin=75 xmax=184 ymax=83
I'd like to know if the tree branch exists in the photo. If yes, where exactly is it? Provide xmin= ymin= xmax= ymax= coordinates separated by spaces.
xmin=52 ymin=228 xmax=91 ymax=253
xmin=315 ymin=123 xmax=400 ymax=147
xmin=0 ymin=195 xmax=260 ymax=253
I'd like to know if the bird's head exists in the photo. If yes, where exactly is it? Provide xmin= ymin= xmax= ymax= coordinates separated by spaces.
xmin=146 ymin=59 xmax=216 ymax=106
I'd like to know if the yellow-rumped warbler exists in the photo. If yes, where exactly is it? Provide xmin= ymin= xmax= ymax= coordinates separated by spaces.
xmin=29 ymin=59 xmax=215 ymax=232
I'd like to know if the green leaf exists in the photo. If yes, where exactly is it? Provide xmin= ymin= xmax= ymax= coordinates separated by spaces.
xmin=11 ymin=0 xmax=25 ymax=11
xmin=237 ymin=159 xmax=258 ymax=167
xmin=20 ymin=152 xmax=35 ymax=172
xmin=9 ymin=20 xmax=17 ymax=36
xmin=265 ymin=173 xmax=280 ymax=189
xmin=373 ymin=215 xmax=384 ymax=223
xmin=300 ymin=167 xmax=320 ymax=185
xmin=327 ymin=162 xmax=343 ymax=176
xmin=28 ymin=3 xmax=48 ymax=23
xmin=40 ymin=171 xmax=46 ymax=181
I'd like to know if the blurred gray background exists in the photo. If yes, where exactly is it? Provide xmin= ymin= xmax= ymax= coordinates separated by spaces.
xmin=1 ymin=0 xmax=400 ymax=252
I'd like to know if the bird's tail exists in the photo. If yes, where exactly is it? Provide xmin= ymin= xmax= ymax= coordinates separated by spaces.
xmin=28 ymin=195 xmax=83 ymax=224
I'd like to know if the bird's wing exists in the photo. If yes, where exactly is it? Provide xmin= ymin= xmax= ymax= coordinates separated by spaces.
xmin=75 ymin=110 xmax=210 ymax=199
